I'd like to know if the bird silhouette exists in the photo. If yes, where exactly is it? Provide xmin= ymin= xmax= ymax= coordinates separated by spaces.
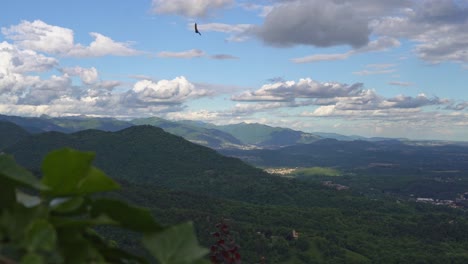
xmin=194 ymin=23 xmax=201 ymax=35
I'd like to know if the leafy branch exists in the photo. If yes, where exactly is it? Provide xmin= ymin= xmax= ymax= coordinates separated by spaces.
xmin=0 ymin=148 xmax=208 ymax=264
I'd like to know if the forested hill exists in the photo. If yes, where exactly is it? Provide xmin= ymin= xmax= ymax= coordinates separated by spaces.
xmin=3 ymin=124 xmax=468 ymax=262
xmin=221 ymin=138 xmax=468 ymax=171
xmin=5 ymin=125 xmax=316 ymax=205
xmin=0 ymin=121 xmax=30 ymax=150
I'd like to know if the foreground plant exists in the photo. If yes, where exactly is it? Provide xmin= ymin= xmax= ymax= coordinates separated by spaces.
xmin=209 ymin=220 xmax=241 ymax=264
xmin=0 ymin=148 xmax=208 ymax=264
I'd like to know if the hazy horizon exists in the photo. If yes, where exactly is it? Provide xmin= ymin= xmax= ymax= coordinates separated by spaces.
xmin=2 ymin=0 xmax=468 ymax=141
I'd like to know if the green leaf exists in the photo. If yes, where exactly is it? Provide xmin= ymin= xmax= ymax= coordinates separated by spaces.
xmin=143 ymin=222 xmax=208 ymax=264
xmin=90 ymin=198 xmax=162 ymax=232
xmin=26 ymin=219 xmax=57 ymax=252
xmin=21 ymin=252 xmax=45 ymax=264
xmin=84 ymin=229 xmax=150 ymax=264
xmin=51 ymin=196 xmax=85 ymax=214
xmin=16 ymin=190 xmax=41 ymax=208
xmin=41 ymin=148 xmax=119 ymax=197
xmin=56 ymin=227 xmax=105 ymax=264
xmin=0 ymin=154 xmax=46 ymax=190
xmin=0 ymin=178 xmax=16 ymax=208
xmin=51 ymin=214 xmax=117 ymax=229
xmin=1 ymin=204 xmax=48 ymax=242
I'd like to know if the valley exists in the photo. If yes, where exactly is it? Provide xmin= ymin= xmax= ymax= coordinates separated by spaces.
xmin=1 ymin=114 xmax=468 ymax=263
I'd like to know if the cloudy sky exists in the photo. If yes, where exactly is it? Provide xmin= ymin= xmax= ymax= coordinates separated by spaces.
xmin=2 ymin=0 xmax=468 ymax=140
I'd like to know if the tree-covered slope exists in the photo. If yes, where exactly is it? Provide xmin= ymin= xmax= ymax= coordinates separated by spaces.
xmin=5 ymin=125 xmax=310 ymax=205
xmin=0 ymin=114 xmax=69 ymax=133
xmin=222 ymin=138 xmax=468 ymax=171
xmin=49 ymin=116 xmax=133 ymax=132
xmin=0 ymin=121 xmax=30 ymax=150
xmin=131 ymin=117 xmax=244 ymax=149
xmin=205 ymin=122 xmax=321 ymax=147
xmin=3 ymin=124 xmax=468 ymax=263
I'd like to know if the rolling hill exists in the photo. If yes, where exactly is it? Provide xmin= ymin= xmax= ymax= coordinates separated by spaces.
xmin=0 ymin=121 xmax=30 ymax=150
xmin=131 ymin=117 xmax=245 ymax=149
xmin=3 ymin=124 xmax=468 ymax=263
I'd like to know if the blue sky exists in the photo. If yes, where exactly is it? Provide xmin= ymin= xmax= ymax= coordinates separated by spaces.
xmin=1 ymin=0 xmax=468 ymax=141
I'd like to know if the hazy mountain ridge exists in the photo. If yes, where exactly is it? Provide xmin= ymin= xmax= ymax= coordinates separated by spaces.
xmin=130 ymin=117 xmax=245 ymax=149
xmin=1 ymin=115 xmax=466 ymax=152
xmin=220 ymin=138 xmax=468 ymax=171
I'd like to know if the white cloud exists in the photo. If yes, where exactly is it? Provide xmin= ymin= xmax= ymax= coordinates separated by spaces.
xmin=196 ymin=23 xmax=252 ymax=33
xmin=67 ymin=32 xmax=140 ymax=57
xmin=192 ymin=23 xmax=253 ymax=42
xmin=353 ymin=70 xmax=395 ymax=76
xmin=353 ymin=63 xmax=397 ymax=75
xmin=2 ymin=20 xmax=140 ymax=57
xmin=18 ymin=74 xmax=73 ymax=105
xmin=389 ymin=81 xmax=412 ymax=87
xmin=371 ymin=0 xmax=468 ymax=64
xmin=232 ymin=78 xmax=363 ymax=102
xmin=291 ymin=52 xmax=352 ymax=64
xmin=151 ymin=0 xmax=233 ymax=17
xmin=238 ymin=3 xmax=273 ymax=17
xmin=292 ymin=37 xmax=400 ymax=63
xmin=0 ymin=41 xmax=58 ymax=73
xmin=0 ymin=41 xmax=56 ymax=96
xmin=165 ymin=109 xmax=221 ymax=121
xmin=157 ymin=49 xmax=205 ymax=58
xmin=61 ymin=66 xmax=99 ymax=85
xmin=125 ymin=76 xmax=211 ymax=106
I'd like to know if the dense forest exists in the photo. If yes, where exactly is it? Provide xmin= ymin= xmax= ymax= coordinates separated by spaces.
xmin=1 ymin=119 xmax=468 ymax=263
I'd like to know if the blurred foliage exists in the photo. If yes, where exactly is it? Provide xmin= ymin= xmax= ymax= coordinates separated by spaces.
xmin=0 ymin=148 xmax=207 ymax=264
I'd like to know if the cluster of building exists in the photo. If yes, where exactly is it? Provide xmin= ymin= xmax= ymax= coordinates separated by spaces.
xmin=264 ymin=167 xmax=297 ymax=176
xmin=322 ymin=181 xmax=349 ymax=191
xmin=415 ymin=192 xmax=468 ymax=208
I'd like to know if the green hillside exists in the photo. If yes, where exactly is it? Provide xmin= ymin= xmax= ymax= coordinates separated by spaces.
xmin=209 ymin=122 xmax=321 ymax=147
xmin=4 ymin=125 xmax=468 ymax=263
xmin=49 ymin=116 xmax=133 ymax=132
xmin=131 ymin=117 xmax=244 ymax=149
xmin=0 ymin=121 xmax=30 ymax=150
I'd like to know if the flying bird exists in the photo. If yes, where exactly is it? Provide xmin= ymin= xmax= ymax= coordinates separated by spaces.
xmin=194 ymin=23 xmax=201 ymax=35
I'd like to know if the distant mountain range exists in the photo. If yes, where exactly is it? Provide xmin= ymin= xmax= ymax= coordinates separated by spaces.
xmin=220 ymin=138 xmax=468 ymax=172
xmin=1 ymin=114 xmax=464 ymax=150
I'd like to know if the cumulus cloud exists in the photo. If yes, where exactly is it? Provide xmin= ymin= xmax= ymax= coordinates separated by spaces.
xmin=232 ymin=78 xmax=363 ymax=102
xmin=124 ymin=76 xmax=211 ymax=106
xmin=60 ymin=66 xmax=99 ymax=84
xmin=18 ymin=74 xmax=74 ymax=105
xmin=371 ymin=0 xmax=468 ymax=63
xmin=0 ymin=41 xmax=58 ymax=73
xmin=446 ymin=101 xmax=468 ymax=111
xmin=253 ymin=0 xmax=371 ymax=48
xmin=67 ymin=32 xmax=140 ymax=57
xmin=228 ymin=76 xmax=451 ymax=118
xmin=0 ymin=41 xmax=56 ymax=95
xmin=157 ymin=49 xmax=205 ymax=59
xmin=2 ymin=20 xmax=140 ymax=57
xmin=151 ymin=0 xmax=233 ymax=17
